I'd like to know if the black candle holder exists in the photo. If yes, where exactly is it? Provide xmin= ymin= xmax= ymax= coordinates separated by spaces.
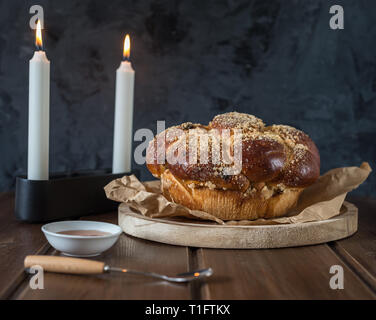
xmin=15 ymin=169 xmax=139 ymax=223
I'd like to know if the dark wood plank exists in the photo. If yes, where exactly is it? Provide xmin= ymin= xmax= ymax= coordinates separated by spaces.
xmin=198 ymin=244 xmax=375 ymax=299
xmin=13 ymin=212 xmax=192 ymax=300
xmin=0 ymin=193 xmax=49 ymax=299
xmin=328 ymin=196 xmax=376 ymax=291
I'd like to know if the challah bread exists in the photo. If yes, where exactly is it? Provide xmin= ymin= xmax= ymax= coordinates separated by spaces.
xmin=146 ymin=112 xmax=320 ymax=220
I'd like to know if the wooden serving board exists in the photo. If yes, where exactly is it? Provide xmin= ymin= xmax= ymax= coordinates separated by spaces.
xmin=118 ymin=201 xmax=358 ymax=249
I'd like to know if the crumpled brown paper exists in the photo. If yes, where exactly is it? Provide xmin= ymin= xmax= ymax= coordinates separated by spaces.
xmin=104 ymin=162 xmax=372 ymax=225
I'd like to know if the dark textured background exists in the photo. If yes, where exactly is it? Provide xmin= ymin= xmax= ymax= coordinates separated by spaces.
xmin=0 ymin=0 xmax=375 ymax=195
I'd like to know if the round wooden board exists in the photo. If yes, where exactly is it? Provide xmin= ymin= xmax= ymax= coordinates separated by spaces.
xmin=118 ymin=201 xmax=358 ymax=249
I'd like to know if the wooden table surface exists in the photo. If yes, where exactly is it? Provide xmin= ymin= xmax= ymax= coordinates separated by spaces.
xmin=0 ymin=192 xmax=375 ymax=300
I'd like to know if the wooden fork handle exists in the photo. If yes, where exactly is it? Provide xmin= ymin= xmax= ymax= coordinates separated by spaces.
xmin=24 ymin=255 xmax=105 ymax=274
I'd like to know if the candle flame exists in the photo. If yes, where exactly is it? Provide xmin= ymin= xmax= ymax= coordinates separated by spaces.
xmin=35 ymin=20 xmax=43 ymax=49
xmin=123 ymin=34 xmax=130 ymax=60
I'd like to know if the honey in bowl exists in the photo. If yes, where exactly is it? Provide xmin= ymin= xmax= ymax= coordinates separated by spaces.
xmin=57 ymin=230 xmax=112 ymax=236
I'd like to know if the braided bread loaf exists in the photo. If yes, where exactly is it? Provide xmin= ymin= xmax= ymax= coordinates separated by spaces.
xmin=146 ymin=112 xmax=320 ymax=220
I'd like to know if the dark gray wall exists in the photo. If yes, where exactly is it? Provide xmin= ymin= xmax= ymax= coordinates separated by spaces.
xmin=0 ymin=0 xmax=375 ymax=196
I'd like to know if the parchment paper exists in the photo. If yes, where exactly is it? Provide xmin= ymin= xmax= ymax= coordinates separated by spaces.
xmin=104 ymin=162 xmax=372 ymax=225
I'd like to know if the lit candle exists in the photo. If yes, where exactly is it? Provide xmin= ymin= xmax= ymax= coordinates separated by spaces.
xmin=112 ymin=34 xmax=135 ymax=174
xmin=28 ymin=20 xmax=50 ymax=180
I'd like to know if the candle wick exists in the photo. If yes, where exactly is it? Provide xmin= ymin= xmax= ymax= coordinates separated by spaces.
xmin=122 ymin=55 xmax=130 ymax=62
xmin=36 ymin=44 xmax=43 ymax=51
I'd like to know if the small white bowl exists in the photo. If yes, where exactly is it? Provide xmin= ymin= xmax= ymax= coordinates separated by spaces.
xmin=42 ymin=220 xmax=122 ymax=257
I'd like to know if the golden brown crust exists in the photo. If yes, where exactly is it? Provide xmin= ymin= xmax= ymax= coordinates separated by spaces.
xmin=146 ymin=112 xmax=320 ymax=189
xmin=145 ymin=112 xmax=319 ymax=220
xmin=161 ymin=170 xmax=303 ymax=220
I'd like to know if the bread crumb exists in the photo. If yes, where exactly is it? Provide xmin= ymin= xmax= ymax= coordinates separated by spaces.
xmin=205 ymin=181 xmax=217 ymax=190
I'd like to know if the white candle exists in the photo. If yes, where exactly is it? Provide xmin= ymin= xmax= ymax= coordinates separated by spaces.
xmin=28 ymin=20 xmax=50 ymax=180
xmin=112 ymin=34 xmax=135 ymax=174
